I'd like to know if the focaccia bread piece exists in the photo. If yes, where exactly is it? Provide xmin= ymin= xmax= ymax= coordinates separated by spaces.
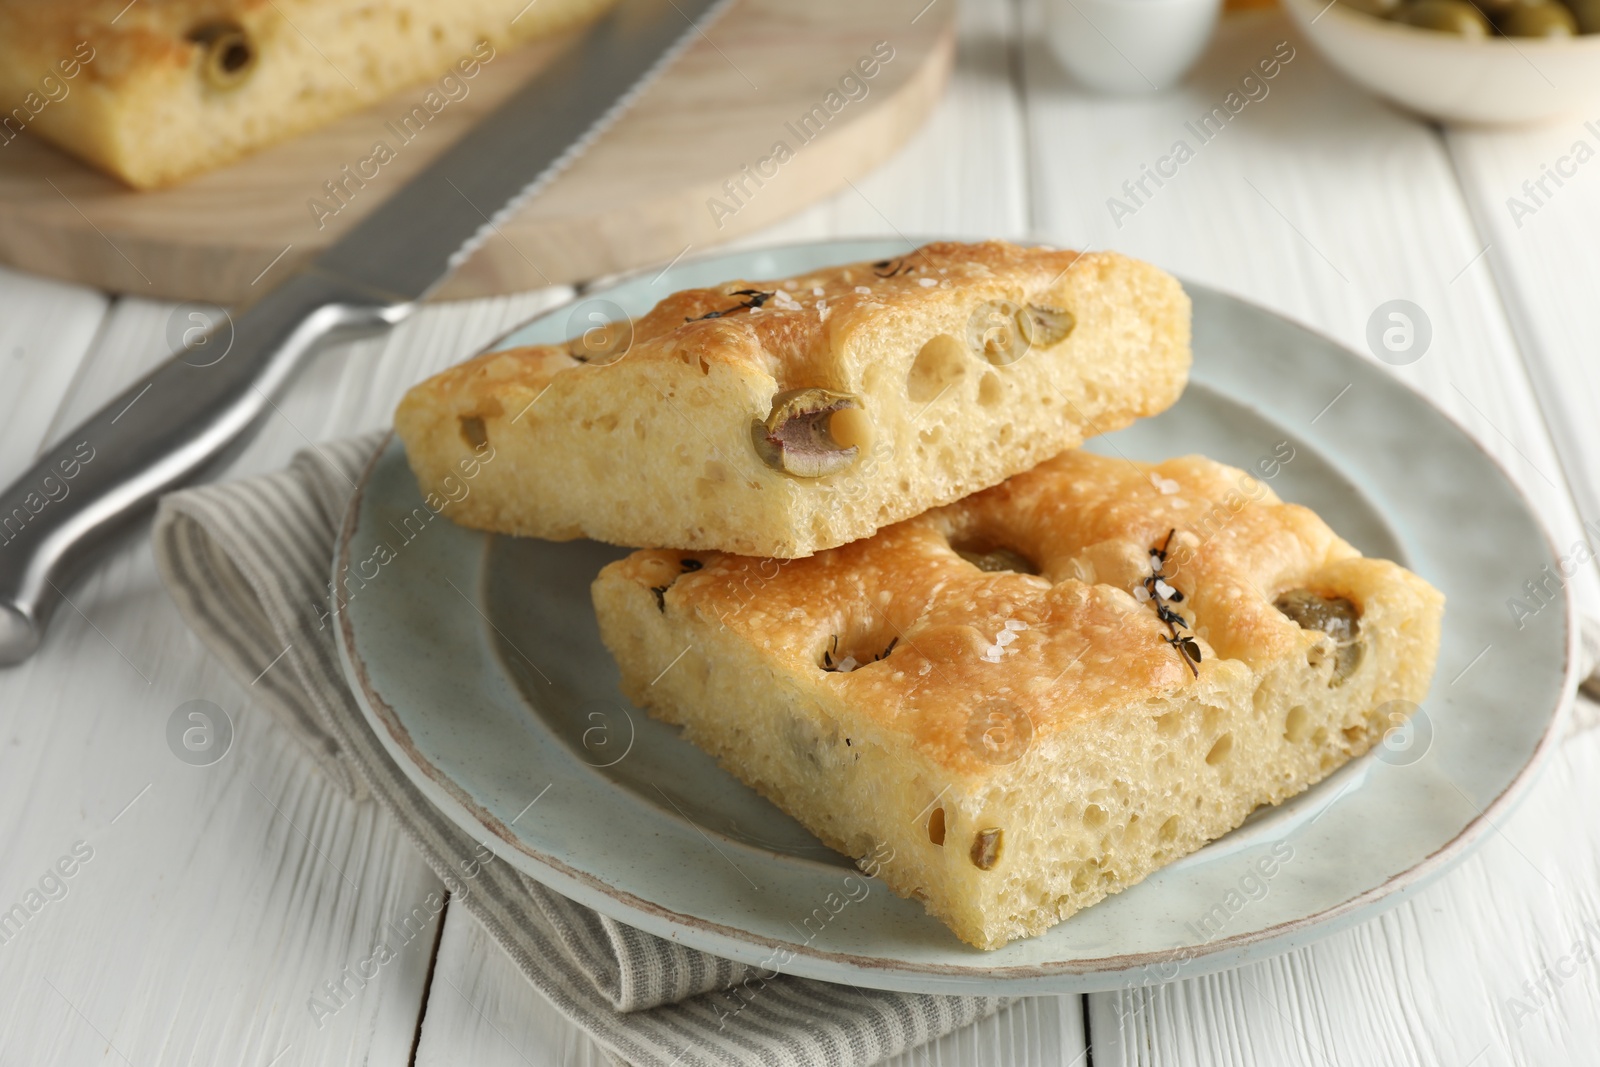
xmin=0 ymin=0 xmax=616 ymax=188
xmin=396 ymin=241 xmax=1191 ymax=558
xmin=591 ymin=450 xmax=1444 ymax=949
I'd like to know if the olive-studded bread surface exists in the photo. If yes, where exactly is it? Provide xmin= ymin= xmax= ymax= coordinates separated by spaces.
xmin=591 ymin=450 xmax=1444 ymax=949
xmin=0 ymin=0 xmax=616 ymax=188
xmin=397 ymin=241 xmax=1191 ymax=558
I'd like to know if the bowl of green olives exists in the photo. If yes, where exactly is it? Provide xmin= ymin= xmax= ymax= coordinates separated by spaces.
xmin=1283 ymin=0 xmax=1600 ymax=124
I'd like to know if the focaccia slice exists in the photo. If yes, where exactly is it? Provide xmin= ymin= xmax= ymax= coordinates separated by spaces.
xmin=0 ymin=0 xmax=615 ymax=188
xmin=396 ymin=240 xmax=1191 ymax=558
xmin=591 ymin=450 xmax=1444 ymax=949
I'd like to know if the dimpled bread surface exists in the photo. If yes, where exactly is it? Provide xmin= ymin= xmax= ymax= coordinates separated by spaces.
xmin=0 ymin=0 xmax=616 ymax=188
xmin=395 ymin=241 xmax=1191 ymax=559
xmin=591 ymin=450 xmax=1444 ymax=949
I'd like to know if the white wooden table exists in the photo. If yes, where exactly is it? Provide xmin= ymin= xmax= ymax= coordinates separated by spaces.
xmin=3 ymin=1 xmax=1598 ymax=1063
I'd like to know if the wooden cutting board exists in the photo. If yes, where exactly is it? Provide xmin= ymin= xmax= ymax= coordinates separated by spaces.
xmin=0 ymin=0 xmax=953 ymax=302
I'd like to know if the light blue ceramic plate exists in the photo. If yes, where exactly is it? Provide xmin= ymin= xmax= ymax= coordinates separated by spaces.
xmin=335 ymin=239 xmax=1577 ymax=994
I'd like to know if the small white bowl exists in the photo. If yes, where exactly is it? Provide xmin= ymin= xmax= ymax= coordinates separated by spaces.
xmin=1044 ymin=0 xmax=1224 ymax=94
xmin=1281 ymin=0 xmax=1600 ymax=126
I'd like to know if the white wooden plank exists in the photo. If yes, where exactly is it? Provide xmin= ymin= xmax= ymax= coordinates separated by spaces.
xmin=729 ymin=0 xmax=1030 ymax=248
xmin=0 ymin=263 xmax=107 ymax=487
xmin=35 ymin=296 xmax=176 ymax=449
xmin=0 ymin=286 xmax=570 ymax=1067
xmin=1447 ymin=124 xmax=1600 ymax=555
xmin=0 ymin=529 xmax=445 ymax=1067
xmin=413 ymin=909 xmax=613 ymax=1067
xmin=414 ymin=905 xmax=1087 ymax=1067
xmin=1015 ymin=6 xmax=1600 ymax=1064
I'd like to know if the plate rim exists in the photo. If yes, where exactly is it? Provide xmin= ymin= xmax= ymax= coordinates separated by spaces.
xmin=336 ymin=237 xmax=1580 ymax=992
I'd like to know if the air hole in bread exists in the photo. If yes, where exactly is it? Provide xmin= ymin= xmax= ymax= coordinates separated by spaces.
xmin=1205 ymin=732 xmax=1234 ymax=765
xmin=1154 ymin=710 xmax=1183 ymax=737
xmin=1083 ymin=804 xmax=1108 ymax=830
xmin=907 ymin=334 xmax=968 ymax=403
xmin=1284 ymin=705 xmax=1310 ymax=742
xmin=829 ymin=406 xmax=872 ymax=453
xmin=928 ymin=807 xmax=946 ymax=846
xmin=1159 ymin=815 xmax=1181 ymax=843
xmin=818 ymin=630 xmax=899 ymax=674
xmin=1342 ymin=724 xmax=1365 ymax=745
xmin=458 ymin=415 xmax=488 ymax=450
xmin=949 ymin=535 xmax=1039 ymax=576
xmin=978 ymin=371 xmax=1003 ymax=407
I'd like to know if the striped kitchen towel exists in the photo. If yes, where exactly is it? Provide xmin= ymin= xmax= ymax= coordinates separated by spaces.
xmin=151 ymin=432 xmax=1007 ymax=1067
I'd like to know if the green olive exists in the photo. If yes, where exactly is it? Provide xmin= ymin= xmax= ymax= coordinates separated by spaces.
xmin=1498 ymin=0 xmax=1578 ymax=34
xmin=187 ymin=20 xmax=257 ymax=90
xmin=1564 ymin=0 xmax=1600 ymax=32
xmin=1393 ymin=0 xmax=1493 ymax=34
xmin=1274 ymin=589 xmax=1364 ymax=686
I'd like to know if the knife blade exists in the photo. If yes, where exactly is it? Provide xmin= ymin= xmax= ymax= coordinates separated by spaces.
xmin=0 ymin=0 xmax=729 ymax=665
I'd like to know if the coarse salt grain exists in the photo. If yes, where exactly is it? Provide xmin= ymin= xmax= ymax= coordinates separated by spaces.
xmin=855 ymin=286 xmax=872 ymax=295
xmin=918 ymin=278 xmax=938 ymax=287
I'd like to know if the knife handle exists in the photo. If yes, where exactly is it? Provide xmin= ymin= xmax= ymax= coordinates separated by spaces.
xmin=0 ymin=269 xmax=409 ymax=665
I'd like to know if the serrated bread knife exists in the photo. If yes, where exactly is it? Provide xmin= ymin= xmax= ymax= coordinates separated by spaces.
xmin=0 ymin=0 xmax=728 ymax=665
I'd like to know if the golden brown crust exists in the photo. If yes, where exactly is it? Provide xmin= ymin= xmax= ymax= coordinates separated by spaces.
xmin=424 ymin=241 xmax=1089 ymax=396
xmin=606 ymin=449 xmax=1430 ymax=778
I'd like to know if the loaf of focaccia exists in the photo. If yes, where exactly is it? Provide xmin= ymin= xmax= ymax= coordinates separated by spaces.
xmin=396 ymin=240 xmax=1192 ymax=558
xmin=0 ymin=0 xmax=616 ymax=188
xmin=590 ymin=449 xmax=1444 ymax=948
